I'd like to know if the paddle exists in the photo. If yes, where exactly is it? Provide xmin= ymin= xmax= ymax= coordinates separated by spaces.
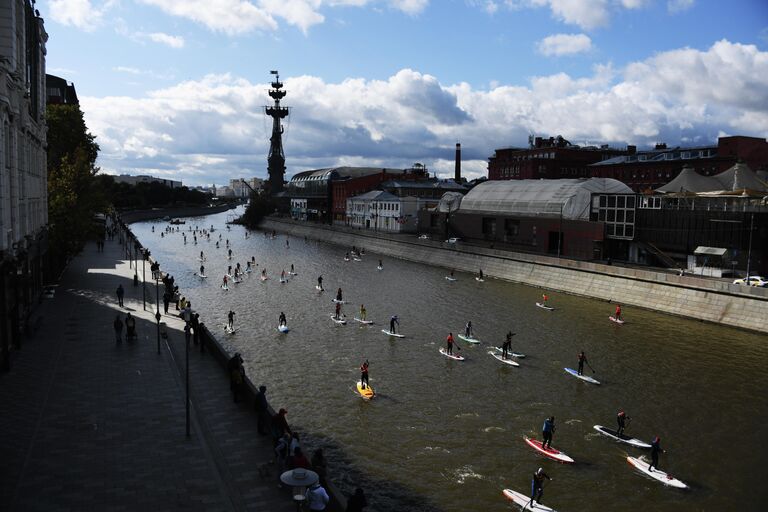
xmin=586 ymin=360 xmax=596 ymax=374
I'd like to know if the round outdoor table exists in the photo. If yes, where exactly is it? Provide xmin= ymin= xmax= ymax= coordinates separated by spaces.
xmin=280 ymin=469 xmax=319 ymax=511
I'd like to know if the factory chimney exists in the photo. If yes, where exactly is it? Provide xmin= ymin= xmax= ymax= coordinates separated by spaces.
xmin=454 ymin=142 xmax=461 ymax=182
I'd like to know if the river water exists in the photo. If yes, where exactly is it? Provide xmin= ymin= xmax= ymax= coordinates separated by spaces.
xmin=132 ymin=208 xmax=768 ymax=512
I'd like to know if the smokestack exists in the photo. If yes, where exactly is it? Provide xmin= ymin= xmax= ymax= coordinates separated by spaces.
xmin=454 ymin=142 xmax=461 ymax=182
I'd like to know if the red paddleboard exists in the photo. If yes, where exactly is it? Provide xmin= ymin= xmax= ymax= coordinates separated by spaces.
xmin=524 ymin=436 xmax=575 ymax=464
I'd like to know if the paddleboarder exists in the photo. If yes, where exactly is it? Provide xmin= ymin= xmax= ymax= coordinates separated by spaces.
xmin=359 ymin=304 xmax=367 ymax=321
xmin=479 ymin=269 xmax=484 ymax=280
xmin=527 ymin=468 xmax=552 ymax=510
xmin=290 ymin=264 xmax=295 ymax=274
xmin=389 ymin=315 xmax=399 ymax=334
xmin=614 ymin=304 xmax=622 ymax=321
xmin=542 ymin=416 xmax=555 ymax=449
xmin=446 ymin=332 xmax=458 ymax=356
xmin=336 ymin=288 xmax=343 ymax=302
xmin=649 ymin=436 xmax=665 ymax=472
xmin=317 ymin=275 xmax=324 ymax=291
xmin=222 ymin=274 xmax=229 ymax=289
xmin=464 ymin=321 xmax=473 ymax=339
xmin=502 ymin=331 xmax=515 ymax=359
xmin=334 ymin=303 xmax=342 ymax=320
xmin=542 ymin=293 xmax=548 ymax=305
xmin=617 ymin=410 xmax=629 ymax=437
xmin=577 ymin=351 xmax=590 ymax=376
xmin=200 ymin=264 xmax=205 ymax=276
xmin=279 ymin=312 xmax=287 ymax=327
xmin=227 ymin=310 xmax=235 ymax=331
xmin=360 ymin=360 xmax=370 ymax=389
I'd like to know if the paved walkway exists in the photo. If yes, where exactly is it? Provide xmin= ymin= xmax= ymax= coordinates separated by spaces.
xmin=0 ymin=236 xmax=295 ymax=512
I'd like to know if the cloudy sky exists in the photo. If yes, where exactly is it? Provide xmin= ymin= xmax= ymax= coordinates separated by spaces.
xmin=43 ymin=0 xmax=768 ymax=185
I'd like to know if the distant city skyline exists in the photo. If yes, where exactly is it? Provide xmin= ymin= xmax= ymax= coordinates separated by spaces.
xmin=43 ymin=0 xmax=768 ymax=185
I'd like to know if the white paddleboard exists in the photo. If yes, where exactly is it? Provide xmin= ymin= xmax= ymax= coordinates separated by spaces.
xmin=445 ymin=276 xmax=457 ymax=281
xmin=260 ymin=276 xmax=268 ymax=281
xmin=221 ymin=285 xmax=229 ymax=291
xmin=223 ymin=325 xmax=238 ymax=335
xmin=593 ymin=425 xmax=651 ymax=449
xmin=332 ymin=298 xmax=347 ymax=304
xmin=439 ymin=347 xmax=465 ymax=360
xmin=289 ymin=272 xmax=298 ymax=275
xmin=197 ymin=273 xmax=207 ymax=278
xmin=457 ymin=334 xmax=481 ymax=344
xmin=277 ymin=325 xmax=290 ymax=333
xmin=564 ymin=367 xmax=600 ymax=385
xmin=330 ymin=314 xmax=347 ymax=325
xmin=492 ymin=347 xmax=526 ymax=358
xmin=489 ymin=351 xmax=520 ymax=366
xmin=627 ymin=456 xmax=688 ymax=489
xmin=377 ymin=266 xmax=383 ymax=270
xmin=279 ymin=278 xmax=287 ymax=283
xmin=354 ymin=317 xmax=374 ymax=325
xmin=609 ymin=316 xmax=625 ymax=324
xmin=475 ymin=277 xmax=485 ymax=282
xmin=315 ymin=286 xmax=324 ymax=291
xmin=382 ymin=329 xmax=405 ymax=338
xmin=502 ymin=489 xmax=556 ymax=511
xmin=536 ymin=302 xmax=554 ymax=311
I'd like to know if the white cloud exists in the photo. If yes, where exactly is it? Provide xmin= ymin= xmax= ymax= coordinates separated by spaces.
xmin=81 ymin=40 xmax=768 ymax=186
xmin=113 ymin=66 xmax=142 ymax=74
xmin=537 ymin=33 xmax=593 ymax=56
xmin=529 ymin=0 xmax=610 ymax=30
xmin=48 ymin=0 xmax=111 ymax=31
xmin=667 ymin=0 xmax=694 ymax=13
xmin=146 ymin=32 xmax=186 ymax=48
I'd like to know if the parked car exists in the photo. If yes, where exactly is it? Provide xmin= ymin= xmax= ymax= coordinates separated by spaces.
xmin=418 ymin=234 xmax=430 ymax=240
xmin=445 ymin=237 xmax=460 ymax=244
xmin=732 ymin=276 xmax=768 ymax=287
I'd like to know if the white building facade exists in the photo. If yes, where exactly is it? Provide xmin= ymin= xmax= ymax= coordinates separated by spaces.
xmin=346 ymin=191 xmax=420 ymax=233
xmin=0 ymin=1 xmax=48 ymax=372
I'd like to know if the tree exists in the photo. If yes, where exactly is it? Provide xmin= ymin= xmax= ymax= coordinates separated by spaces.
xmin=241 ymin=192 xmax=277 ymax=228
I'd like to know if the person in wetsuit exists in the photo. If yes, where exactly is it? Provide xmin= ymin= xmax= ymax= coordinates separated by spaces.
xmin=389 ymin=315 xmax=399 ymax=334
xmin=446 ymin=332 xmax=456 ymax=355
xmin=528 ymin=468 xmax=552 ymax=509
xmin=279 ymin=312 xmax=287 ymax=327
xmin=317 ymin=275 xmax=324 ymax=290
xmin=542 ymin=416 xmax=555 ymax=449
xmin=360 ymin=360 xmax=369 ymax=389
xmin=577 ymin=351 xmax=588 ymax=375
xmin=502 ymin=331 xmax=514 ymax=359
xmin=617 ymin=410 xmax=629 ymax=437
xmin=649 ymin=436 xmax=664 ymax=471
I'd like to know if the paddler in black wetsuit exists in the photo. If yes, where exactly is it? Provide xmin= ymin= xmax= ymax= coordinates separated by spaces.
xmin=502 ymin=331 xmax=514 ymax=359
xmin=649 ymin=436 xmax=665 ymax=471
xmin=227 ymin=310 xmax=235 ymax=331
xmin=389 ymin=315 xmax=399 ymax=334
xmin=617 ymin=410 xmax=629 ymax=437
xmin=577 ymin=351 xmax=588 ymax=375
xmin=464 ymin=321 xmax=473 ymax=339
xmin=317 ymin=275 xmax=324 ymax=291
xmin=334 ymin=303 xmax=342 ymax=320
xmin=279 ymin=312 xmax=287 ymax=327
xmin=200 ymin=264 xmax=205 ymax=276
xmin=360 ymin=360 xmax=369 ymax=389
xmin=336 ymin=288 xmax=343 ymax=302
xmin=528 ymin=468 xmax=552 ymax=509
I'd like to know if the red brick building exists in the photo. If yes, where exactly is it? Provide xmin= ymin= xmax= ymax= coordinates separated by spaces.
xmin=488 ymin=135 xmax=628 ymax=181
xmin=589 ymin=136 xmax=768 ymax=192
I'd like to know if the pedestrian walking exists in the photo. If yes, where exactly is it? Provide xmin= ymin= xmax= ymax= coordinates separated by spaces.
xmin=163 ymin=291 xmax=170 ymax=314
xmin=192 ymin=313 xmax=200 ymax=345
xmin=116 ymin=284 xmax=125 ymax=307
xmin=254 ymin=385 xmax=270 ymax=435
xmin=227 ymin=353 xmax=245 ymax=403
xmin=305 ymin=482 xmax=330 ymax=511
xmin=113 ymin=314 xmax=123 ymax=344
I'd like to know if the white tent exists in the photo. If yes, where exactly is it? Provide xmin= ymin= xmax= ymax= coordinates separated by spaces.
xmin=459 ymin=178 xmax=632 ymax=221
xmin=712 ymin=162 xmax=767 ymax=193
xmin=655 ymin=165 xmax=721 ymax=194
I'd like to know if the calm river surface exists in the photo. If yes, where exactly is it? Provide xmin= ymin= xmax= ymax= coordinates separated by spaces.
xmin=132 ymin=208 xmax=767 ymax=512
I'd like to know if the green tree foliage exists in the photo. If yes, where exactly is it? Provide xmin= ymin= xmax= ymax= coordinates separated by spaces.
xmin=46 ymin=104 xmax=104 ymax=268
xmin=241 ymin=192 xmax=277 ymax=228
xmin=93 ymin=175 xmax=210 ymax=208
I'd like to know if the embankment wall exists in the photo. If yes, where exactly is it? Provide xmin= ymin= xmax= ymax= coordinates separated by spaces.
xmin=120 ymin=205 xmax=234 ymax=223
xmin=261 ymin=218 xmax=768 ymax=334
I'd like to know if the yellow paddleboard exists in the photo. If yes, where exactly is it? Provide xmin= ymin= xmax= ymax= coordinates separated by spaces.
xmin=356 ymin=382 xmax=375 ymax=400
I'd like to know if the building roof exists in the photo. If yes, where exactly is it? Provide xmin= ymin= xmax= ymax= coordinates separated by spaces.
xmin=289 ymin=167 xmax=405 ymax=183
xmin=348 ymin=190 xmax=400 ymax=201
xmin=381 ymin=179 xmax=467 ymax=191
xmin=459 ymin=178 xmax=632 ymax=220
xmin=436 ymin=192 xmax=463 ymax=213
xmin=712 ymin=162 xmax=767 ymax=192
xmin=656 ymin=163 xmax=767 ymax=195
xmin=655 ymin=165 xmax=721 ymax=194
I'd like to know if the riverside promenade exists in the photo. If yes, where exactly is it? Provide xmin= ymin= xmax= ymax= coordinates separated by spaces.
xmin=0 ymin=236 xmax=295 ymax=511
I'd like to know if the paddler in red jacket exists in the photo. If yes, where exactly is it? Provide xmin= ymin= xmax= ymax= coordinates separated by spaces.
xmin=446 ymin=332 xmax=457 ymax=355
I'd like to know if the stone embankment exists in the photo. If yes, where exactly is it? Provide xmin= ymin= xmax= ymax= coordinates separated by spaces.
xmin=261 ymin=217 xmax=768 ymax=334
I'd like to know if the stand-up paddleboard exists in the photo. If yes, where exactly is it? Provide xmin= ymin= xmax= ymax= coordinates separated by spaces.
xmin=279 ymin=278 xmax=287 ymax=283
xmin=245 ymin=268 xmax=253 ymax=273
xmin=354 ymin=317 xmax=374 ymax=325
xmin=353 ymin=257 xmax=362 ymax=262
xmin=289 ymin=272 xmax=298 ymax=276
xmin=377 ymin=266 xmax=383 ymax=270
xmin=223 ymin=325 xmax=238 ymax=335
xmin=457 ymin=334 xmax=481 ymax=344
xmin=260 ymin=276 xmax=268 ymax=281
xmin=332 ymin=299 xmax=347 ymax=304
xmin=232 ymin=278 xmax=243 ymax=284
xmin=221 ymin=285 xmax=229 ymax=291
xmin=343 ymin=257 xmax=350 ymax=262
xmin=382 ymin=329 xmax=405 ymax=338
xmin=277 ymin=325 xmax=290 ymax=333
xmin=564 ymin=367 xmax=600 ymax=385
xmin=492 ymin=347 xmax=526 ymax=358
xmin=330 ymin=314 xmax=347 ymax=325
xmin=356 ymin=382 xmax=375 ymax=400
xmin=626 ymin=456 xmax=688 ymax=489
xmin=315 ymin=286 xmax=324 ymax=292
xmin=593 ymin=425 xmax=651 ymax=449
xmin=609 ymin=316 xmax=625 ymax=324
xmin=524 ymin=436 xmax=575 ymax=464
xmin=445 ymin=276 xmax=457 ymax=281
xmin=197 ymin=273 xmax=208 ymax=278
xmin=489 ymin=351 xmax=520 ymax=366
xmin=439 ymin=347 xmax=465 ymax=360
xmin=475 ymin=277 xmax=485 ymax=282
xmin=536 ymin=302 xmax=554 ymax=311
xmin=502 ymin=489 xmax=556 ymax=511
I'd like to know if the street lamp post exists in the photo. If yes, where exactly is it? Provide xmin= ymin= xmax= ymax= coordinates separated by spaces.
xmin=185 ymin=325 xmax=191 ymax=438
xmin=142 ymin=250 xmax=147 ymax=311
xmin=746 ymin=213 xmax=754 ymax=281
xmin=155 ymin=271 xmax=161 ymax=355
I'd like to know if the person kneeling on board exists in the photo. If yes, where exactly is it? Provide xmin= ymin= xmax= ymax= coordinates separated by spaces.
xmin=360 ymin=360 xmax=370 ymax=389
